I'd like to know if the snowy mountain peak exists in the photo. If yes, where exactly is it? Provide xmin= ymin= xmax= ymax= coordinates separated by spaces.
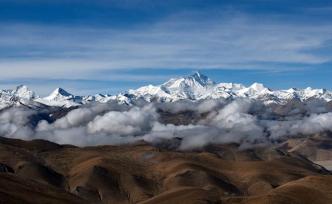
xmin=12 ymin=85 xmax=36 ymax=100
xmin=249 ymin=82 xmax=269 ymax=92
xmin=126 ymin=73 xmax=332 ymax=103
xmin=287 ymin=88 xmax=297 ymax=92
xmin=47 ymin=88 xmax=73 ymax=99
xmin=35 ymin=88 xmax=80 ymax=108
xmin=157 ymin=72 xmax=216 ymax=100
xmin=304 ymin=87 xmax=326 ymax=93
xmin=128 ymin=72 xmax=217 ymax=101
xmin=1 ymin=72 xmax=332 ymax=109
xmin=190 ymin=71 xmax=215 ymax=86
xmin=163 ymin=72 xmax=215 ymax=88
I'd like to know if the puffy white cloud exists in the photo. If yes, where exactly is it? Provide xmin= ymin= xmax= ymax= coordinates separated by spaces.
xmin=87 ymin=105 xmax=157 ymax=136
xmin=1 ymin=98 xmax=332 ymax=149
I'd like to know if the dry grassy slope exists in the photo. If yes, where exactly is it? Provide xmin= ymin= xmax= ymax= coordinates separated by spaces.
xmin=280 ymin=132 xmax=332 ymax=171
xmin=225 ymin=176 xmax=332 ymax=204
xmin=0 ymin=137 xmax=331 ymax=204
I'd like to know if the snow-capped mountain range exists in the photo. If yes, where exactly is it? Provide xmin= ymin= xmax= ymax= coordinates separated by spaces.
xmin=1 ymin=72 xmax=332 ymax=109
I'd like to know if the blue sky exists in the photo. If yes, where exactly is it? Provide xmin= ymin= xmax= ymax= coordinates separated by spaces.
xmin=0 ymin=0 xmax=332 ymax=96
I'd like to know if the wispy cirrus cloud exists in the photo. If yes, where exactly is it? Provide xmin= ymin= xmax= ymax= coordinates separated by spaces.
xmin=1 ymin=13 xmax=332 ymax=78
xmin=0 ymin=7 xmax=332 ymax=94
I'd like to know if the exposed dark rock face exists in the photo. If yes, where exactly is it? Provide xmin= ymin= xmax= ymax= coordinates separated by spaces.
xmin=0 ymin=163 xmax=14 ymax=173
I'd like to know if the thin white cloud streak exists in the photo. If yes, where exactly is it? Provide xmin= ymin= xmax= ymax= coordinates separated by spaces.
xmin=0 ymin=13 xmax=331 ymax=79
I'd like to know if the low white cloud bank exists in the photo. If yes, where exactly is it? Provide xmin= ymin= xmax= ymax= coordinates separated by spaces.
xmin=265 ymin=112 xmax=332 ymax=140
xmin=87 ymin=105 xmax=157 ymax=135
xmin=0 ymin=99 xmax=332 ymax=149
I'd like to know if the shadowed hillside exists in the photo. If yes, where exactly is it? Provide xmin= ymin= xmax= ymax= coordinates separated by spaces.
xmin=0 ymin=136 xmax=331 ymax=204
